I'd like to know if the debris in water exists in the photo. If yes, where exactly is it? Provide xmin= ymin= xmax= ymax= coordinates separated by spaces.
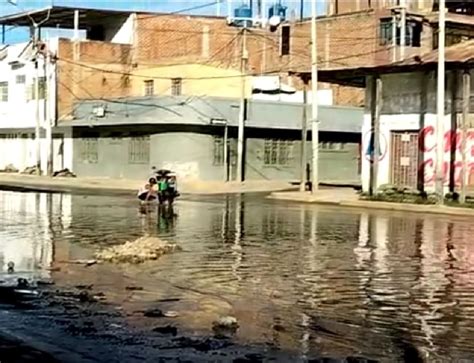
xmin=95 ymin=236 xmax=180 ymax=264
xmin=7 ymin=261 xmax=14 ymax=273
xmin=152 ymin=325 xmax=178 ymax=336
xmin=17 ymin=278 xmax=29 ymax=289
xmin=212 ymin=316 xmax=239 ymax=337
xmin=125 ymin=286 xmax=144 ymax=291
xmin=143 ymin=308 xmax=165 ymax=318
xmin=163 ymin=311 xmax=179 ymax=318
xmin=68 ymin=260 xmax=98 ymax=267
xmin=75 ymin=284 xmax=93 ymax=290
xmin=78 ymin=291 xmax=97 ymax=303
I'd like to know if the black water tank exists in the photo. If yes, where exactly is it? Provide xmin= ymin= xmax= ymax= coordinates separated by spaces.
xmin=88 ymin=25 xmax=105 ymax=41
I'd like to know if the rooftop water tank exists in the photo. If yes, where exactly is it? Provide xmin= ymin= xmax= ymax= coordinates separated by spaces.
xmin=268 ymin=3 xmax=287 ymax=20
xmin=234 ymin=5 xmax=253 ymax=27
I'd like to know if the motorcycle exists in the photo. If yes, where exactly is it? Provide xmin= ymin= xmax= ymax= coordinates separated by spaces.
xmin=137 ymin=169 xmax=179 ymax=206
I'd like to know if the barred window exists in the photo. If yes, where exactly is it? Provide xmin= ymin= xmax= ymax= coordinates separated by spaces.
xmin=79 ymin=138 xmax=98 ymax=163
xmin=171 ymin=78 xmax=182 ymax=96
xmin=213 ymin=136 xmax=224 ymax=166
xmin=0 ymin=82 xmax=8 ymax=102
xmin=263 ymin=139 xmax=293 ymax=166
xmin=129 ymin=136 xmax=150 ymax=164
xmin=144 ymin=80 xmax=154 ymax=96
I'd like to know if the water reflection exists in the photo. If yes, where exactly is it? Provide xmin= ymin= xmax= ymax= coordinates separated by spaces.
xmin=0 ymin=192 xmax=68 ymax=282
xmin=1 ymin=191 xmax=474 ymax=360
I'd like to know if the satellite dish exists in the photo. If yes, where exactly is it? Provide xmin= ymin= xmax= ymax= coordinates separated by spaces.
xmin=268 ymin=15 xmax=281 ymax=27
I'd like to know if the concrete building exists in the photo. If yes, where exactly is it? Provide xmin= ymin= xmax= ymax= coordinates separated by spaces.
xmin=313 ymin=40 xmax=474 ymax=196
xmin=0 ymin=39 xmax=71 ymax=173
xmin=70 ymin=96 xmax=363 ymax=183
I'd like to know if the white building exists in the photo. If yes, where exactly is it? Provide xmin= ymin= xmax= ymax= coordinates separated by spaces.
xmin=0 ymin=39 xmax=73 ymax=173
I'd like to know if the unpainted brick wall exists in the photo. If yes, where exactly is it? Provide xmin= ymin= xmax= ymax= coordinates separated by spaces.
xmin=57 ymin=39 xmax=133 ymax=120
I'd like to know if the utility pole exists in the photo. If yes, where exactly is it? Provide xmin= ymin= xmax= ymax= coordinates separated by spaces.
xmin=44 ymin=47 xmax=53 ymax=176
xmin=435 ymin=0 xmax=445 ymax=204
xmin=300 ymin=82 xmax=308 ymax=192
xmin=310 ymin=0 xmax=318 ymax=193
xmin=400 ymin=0 xmax=406 ymax=60
xmin=236 ymin=27 xmax=248 ymax=182
xmin=7 ymin=1 xmax=50 ymax=175
xmin=460 ymin=70 xmax=470 ymax=204
xmin=33 ymin=25 xmax=41 ymax=175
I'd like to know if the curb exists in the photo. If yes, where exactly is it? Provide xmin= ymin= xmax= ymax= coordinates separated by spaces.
xmin=268 ymin=193 xmax=474 ymax=217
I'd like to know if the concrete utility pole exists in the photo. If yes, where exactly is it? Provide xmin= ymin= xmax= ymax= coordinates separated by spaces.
xmin=44 ymin=48 xmax=53 ymax=176
xmin=236 ymin=27 xmax=248 ymax=182
xmin=435 ymin=0 xmax=446 ymax=202
xmin=33 ymin=25 xmax=41 ymax=175
xmin=435 ymin=0 xmax=445 ymax=204
xmin=7 ymin=1 xmax=50 ymax=175
xmin=460 ymin=71 xmax=471 ymax=204
xmin=300 ymin=82 xmax=308 ymax=192
xmin=310 ymin=0 xmax=319 ymax=193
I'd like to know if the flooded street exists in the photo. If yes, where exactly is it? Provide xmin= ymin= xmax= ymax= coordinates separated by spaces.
xmin=1 ymin=190 xmax=474 ymax=362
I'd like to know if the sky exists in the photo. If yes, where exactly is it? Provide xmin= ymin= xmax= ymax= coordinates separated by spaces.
xmin=0 ymin=0 xmax=327 ymax=43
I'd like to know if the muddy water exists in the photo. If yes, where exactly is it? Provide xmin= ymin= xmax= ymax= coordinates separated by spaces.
xmin=1 ymin=190 xmax=474 ymax=361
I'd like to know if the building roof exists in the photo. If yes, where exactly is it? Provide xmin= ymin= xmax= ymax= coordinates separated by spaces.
xmin=70 ymin=96 xmax=363 ymax=134
xmin=294 ymin=40 xmax=474 ymax=88
xmin=427 ymin=12 xmax=474 ymax=27
xmin=0 ymin=5 xmax=146 ymax=28
xmin=0 ymin=5 xmax=226 ymax=29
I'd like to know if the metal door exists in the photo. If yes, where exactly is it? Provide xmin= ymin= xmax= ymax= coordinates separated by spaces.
xmin=390 ymin=131 xmax=419 ymax=188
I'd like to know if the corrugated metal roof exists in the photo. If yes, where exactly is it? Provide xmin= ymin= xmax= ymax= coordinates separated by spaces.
xmin=0 ymin=6 xmax=138 ymax=28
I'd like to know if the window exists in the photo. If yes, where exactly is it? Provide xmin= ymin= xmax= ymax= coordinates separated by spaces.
xmin=38 ymin=77 xmax=46 ymax=99
xmin=171 ymin=78 xmax=182 ymax=96
xmin=121 ymin=75 xmax=130 ymax=88
xmin=0 ymin=82 xmax=7 ymax=102
xmin=79 ymin=137 xmax=98 ymax=164
xmin=379 ymin=18 xmax=393 ymax=46
xmin=379 ymin=18 xmax=422 ymax=47
xmin=280 ymin=25 xmax=291 ymax=56
xmin=320 ymin=142 xmax=346 ymax=151
xmin=16 ymin=75 xmax=26 ymax=84
xmin=26 ymin=77 xmax=46 ymax=100
xmin=144 ymin=80 xmax=154 ymax=96
xmin=213 ymin=136 xmax=225 ymax=166
xmin=263 ymin=139 xmax=293 ymax=166
xmin=129 ymin=136 xmax=150 ymax=164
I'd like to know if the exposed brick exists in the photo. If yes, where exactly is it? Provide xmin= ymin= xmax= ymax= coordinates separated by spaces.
xmin=57 ymin=5 xmax=444 ymax=115
xmin=57 ymin=39 xmax=132 ymax=120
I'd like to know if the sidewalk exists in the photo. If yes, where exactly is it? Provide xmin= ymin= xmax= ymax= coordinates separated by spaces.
xmin=268 ymin=189 xmax=474 ymax=217
xmin=0 ymin=173 xmax=297 ymax=195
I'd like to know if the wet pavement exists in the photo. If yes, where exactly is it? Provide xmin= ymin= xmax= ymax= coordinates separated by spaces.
xmin=1 ymin=190 xmax=474 ymax=362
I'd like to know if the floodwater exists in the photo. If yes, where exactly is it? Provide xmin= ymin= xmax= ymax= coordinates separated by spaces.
xmin=1 ymin=190 xmax=474 ymax=362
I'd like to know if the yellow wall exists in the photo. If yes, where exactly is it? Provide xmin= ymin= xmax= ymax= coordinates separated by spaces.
xmin=130 ymin=63 xmax=252 ymax=98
